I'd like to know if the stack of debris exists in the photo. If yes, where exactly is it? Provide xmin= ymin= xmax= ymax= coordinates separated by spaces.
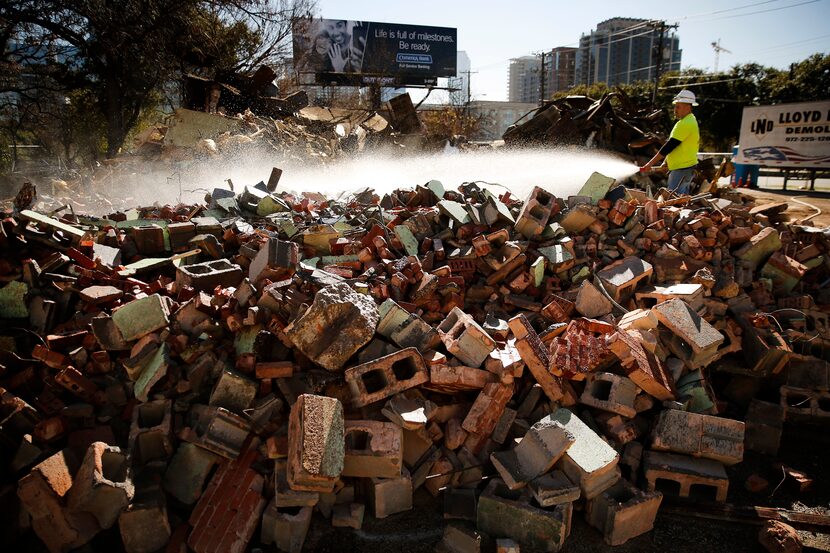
xmin=503 ymin=91 xmax=665 ymax=159
xmin=1 ymin=169 xmax=828 ymax=553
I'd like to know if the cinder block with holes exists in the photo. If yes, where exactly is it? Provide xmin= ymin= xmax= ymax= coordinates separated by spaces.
xmin=128 ymin=399 xmax=173 ymax=466
xmin=261 ymin=499 xmax=312 ymax=553
xmin=345 ymin=348 xmax=429 ymax=408
xmin=585 ymin=478 xmax=663 ymax=546
xmin=67 ymin=442 xmax=134 ymax=529
xmin=579 ymin=372 xmax=638 ymax=418
xmin=650 ymin=408 xmax=744 ymax=465
xmin=437 ymin=307 xmax=496 ymax=368
xmin=515 ymin=186 xmax=556 ymax=239
xmin=643 ymin=450 xmax=728 ymax=502
xmin=491 ymin=418 xmax=575 ymax=490
xmin=176 ymin=259 xmax=244 ymax=292
xmin=342 ymin=420 xmax=403 ymax=478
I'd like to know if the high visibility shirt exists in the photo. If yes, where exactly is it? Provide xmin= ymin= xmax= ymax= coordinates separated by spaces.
xmin=666 ymin=113 xmax=699 ymax=170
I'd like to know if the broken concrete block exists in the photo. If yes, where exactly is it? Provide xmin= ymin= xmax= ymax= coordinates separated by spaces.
xmin=437 ymin=307 xmax=497 ymax=367
xmin=342 ymin=420 xmax=402 ymax=478
xmin=183 ymin=404 xmax=252 ymax=459
xmin=550 ymin=408 xmax=619 ymax=499
xmin=332 ymin=502 xmax=365 ymax=529
xmin=579 ymin=372 xmax=638 ymax=418
xmin=111 ymin=294 xmax=170 ymax=342
xmin=273 ymin=458 xmax=319 ymax=508
xmin=188 ymin=448 xmax=265 ymax=553
xmin=67 ymin=442 xmax=133 ymax=529
xmin=643 ymin=450 xmax=728 ymax=502
xmin=437 ymin=523 xmax=481 ymax=553
xmin=652 ymin=299 xmax=724 ymax=369
xmin=345 ymin=348 xmax=429 ymax=407
xmin=490 ymin=418 xmax=575 ymax=489
xmin=261 ymin=499 xmax=312 ymax=553
xmin=285 ymin=282 xmax=379 ymax=371
xmin=119 ymin=489 xmax=171 ymax=553
xmin=574 ymin=280 xmax=612 ymax=318
xmin=559 ymin=204 xmax=597 ymax=234
xmin=162 ymin=442 xmax=220 ymax=505
xmin=287 ymin=394 xmax=344 ymax=493
xmin=132 ymin=342 xmax=170 ymax=402
xmin=596 ymin=256 xmax=653 ymax=302
xmin=79 ymin=285 xmax=124 ymax=305
xmin=17 ymin=449 xmax=99 ymax=553
xmin=651 ymin=409 xmax=744 ymax=465
xmin=364 ymin=469 xmax=413 ymax=518
xmin=249 ymin=237 xmax=299 ymax=283
xmin=477 ymin=478 xmax=570 ymax=553
xmin=528 ymin=469 xmax=580 ymax=507
xmin=209 ymin=368 xmax=257 ymax=414
xmin=377 ymin=298 xmax=440 ymax=350
xmin=175 ymin=259 xmax=243 ymax=292
xmin=585 ymin=478 xmax=662 ymax=546
xmin=745 ymin=399 xmax=784 ymax=455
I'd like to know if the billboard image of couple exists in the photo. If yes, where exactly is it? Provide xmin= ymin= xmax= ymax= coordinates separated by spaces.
xmin=293 ymin=18 xmax=457 ymax=86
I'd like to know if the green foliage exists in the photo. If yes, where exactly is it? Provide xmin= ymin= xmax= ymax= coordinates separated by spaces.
xmin=421 ymin=107 xmax=485 ymax=141
xmin=2 ymin=0 xmax=315 ymax=161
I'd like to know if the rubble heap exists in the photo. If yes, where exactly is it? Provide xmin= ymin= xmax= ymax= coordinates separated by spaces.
xmin=1 ymin=170 xmax=828 ymax=553
xmin=503 ymin=91 xmax=666 ymax=159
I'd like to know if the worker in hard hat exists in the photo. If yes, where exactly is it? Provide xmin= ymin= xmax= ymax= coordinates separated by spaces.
xmin=640 ymin=89 xmax=700 ymax=195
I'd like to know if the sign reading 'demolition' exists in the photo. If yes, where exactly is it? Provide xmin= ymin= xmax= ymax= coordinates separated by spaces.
xmin=736 ymin=100 xmax=830 ymax=168
xmin=292 ymin=18 xmax=457 ymax=86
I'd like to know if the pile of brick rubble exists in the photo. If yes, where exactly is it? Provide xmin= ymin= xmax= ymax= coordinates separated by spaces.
xmin=0 ymin=171 xmax=827 ymax=553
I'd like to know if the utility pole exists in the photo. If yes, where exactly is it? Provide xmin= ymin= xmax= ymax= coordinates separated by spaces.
xmin=651 ymin=21 xmax=678 ymax=105
xmin=460 ymin=69 xmax=477 ymax=116
xmin=538 ymin=51 xmax=547 ymax=106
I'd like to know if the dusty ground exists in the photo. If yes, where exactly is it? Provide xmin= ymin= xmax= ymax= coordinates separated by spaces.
xmin=740 ymin=186 xmax=830 ymax=228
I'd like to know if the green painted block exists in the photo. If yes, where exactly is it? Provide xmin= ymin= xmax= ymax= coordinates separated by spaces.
xmin=111 ymin=294 xmax=170 ymax=341
xmin=234 ymin=324 xmax=263 ymax=355
xmin=134 ymin=343 xmax=170 ymax=402
xmin=0 ymin=281 xmax=28 ymax=318
xmin=394 ymin=225 xmax=420 ymax=256
xmin=577 ymin=172 xmax=616 ymax=203
xmin=477 ymin=478 xmax=569 ymax=552
xmin=438 ymin=200 xmax=471 ymax=225
xmin=531 ymin=257 xmax=546 ymax=287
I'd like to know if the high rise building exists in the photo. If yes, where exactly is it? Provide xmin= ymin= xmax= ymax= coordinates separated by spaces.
xmin=545 ymin=47 xmax=577 ymax=94
xmin=575 ymin=18 xmax=681 ymax=87
xmin=507 ymin=56 xmax=542 ymax=104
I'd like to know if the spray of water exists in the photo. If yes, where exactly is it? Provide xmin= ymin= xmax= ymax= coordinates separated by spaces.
xmin=69 ymin=146 xmax=640 ymax=214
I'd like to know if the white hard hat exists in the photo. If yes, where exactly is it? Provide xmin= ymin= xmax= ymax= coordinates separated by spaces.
xmin=672 ymin=89 xmax=698 ymax=106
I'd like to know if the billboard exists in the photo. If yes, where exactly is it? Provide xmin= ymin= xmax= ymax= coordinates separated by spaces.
xmin=292 ymin=18 xmax=457 ymax=86
xmin=735 ymin=100 xmax=830 ymax=168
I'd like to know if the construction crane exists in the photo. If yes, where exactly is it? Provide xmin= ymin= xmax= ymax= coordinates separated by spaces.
xmin=711 ymin=39 xmax=732 ymax=74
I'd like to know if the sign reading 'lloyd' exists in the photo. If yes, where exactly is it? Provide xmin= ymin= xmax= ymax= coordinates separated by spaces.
xmin=292 ymin=18 xmax=457 ymax=86
xmin=735 ymin=100 xmax=830 ymax=168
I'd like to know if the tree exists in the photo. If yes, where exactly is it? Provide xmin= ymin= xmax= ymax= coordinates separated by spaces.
xmin=1 ymin=0 xmax=315 ymax=159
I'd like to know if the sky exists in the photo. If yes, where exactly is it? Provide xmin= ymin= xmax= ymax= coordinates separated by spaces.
xmin=316 ymin=0 xmax=830 ymax=102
